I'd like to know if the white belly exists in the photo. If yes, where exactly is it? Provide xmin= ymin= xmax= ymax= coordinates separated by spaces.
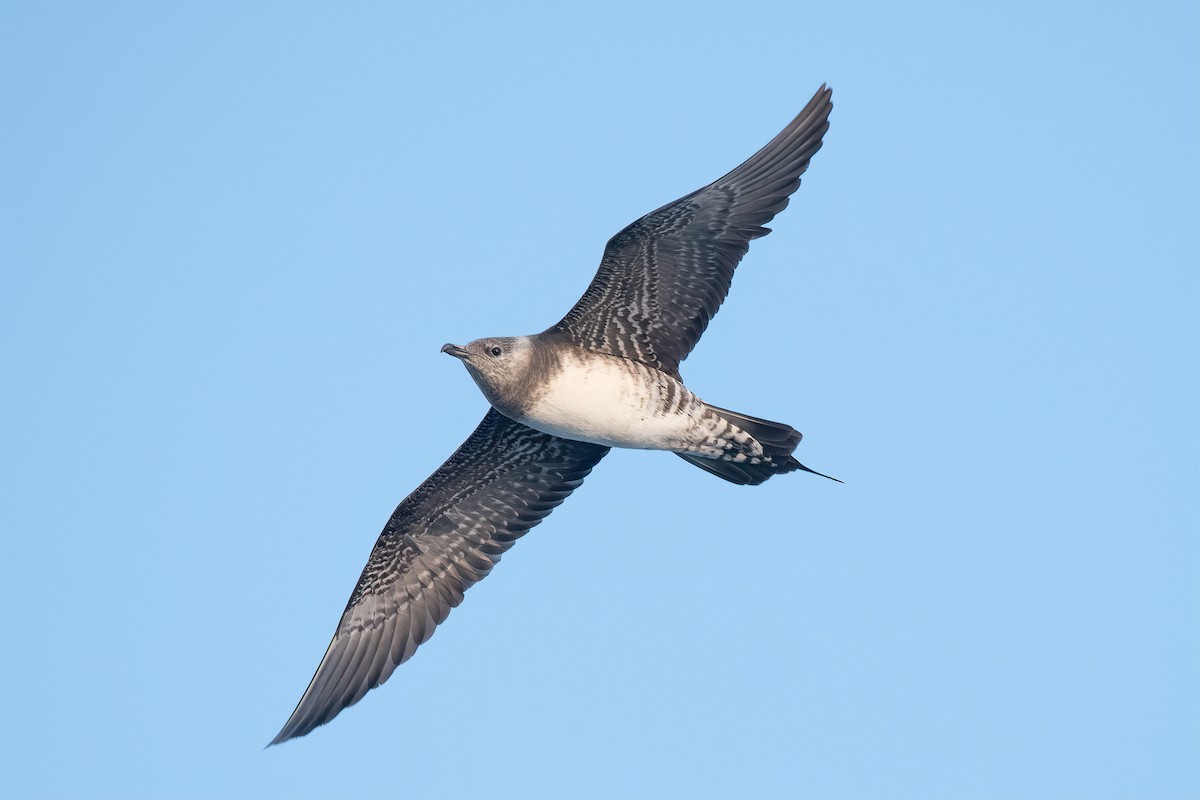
xmin=516 ymin=355 xmax=700 ymax=450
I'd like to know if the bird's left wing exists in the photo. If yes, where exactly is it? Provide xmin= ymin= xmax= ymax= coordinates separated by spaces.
xmin=551 ymin=85 xmax=832 ymax=373
xmin=271 ymin=409 xmax=609 ymax=744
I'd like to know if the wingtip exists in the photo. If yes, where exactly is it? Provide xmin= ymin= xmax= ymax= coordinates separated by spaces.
xmin=266 ymin=727 xmax=294 ymax=748
xmin=813 ymin=83 xmax=833 ymax=112
xmin=268 ymin=715 xmax=318 ymax=747
xmin=805 ymin=84 xmax=833 ymax=121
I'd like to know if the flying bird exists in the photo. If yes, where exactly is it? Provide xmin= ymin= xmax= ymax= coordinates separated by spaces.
xmin=271 ymin=84 xmax=836 ymax=744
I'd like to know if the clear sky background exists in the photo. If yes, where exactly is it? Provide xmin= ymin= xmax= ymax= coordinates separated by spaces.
xmin=2 ymin=2 xmax=1196 ymax=798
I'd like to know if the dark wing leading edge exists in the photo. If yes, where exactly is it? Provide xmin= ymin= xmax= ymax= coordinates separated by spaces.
xmin=551 ymin=85 xmax=833 ymax=373
xmin=271 ymin=409 xmax=609 ymax=745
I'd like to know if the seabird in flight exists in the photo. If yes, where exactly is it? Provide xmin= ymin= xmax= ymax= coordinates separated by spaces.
xmin=271 ymin=84 xmax=836 ymax=744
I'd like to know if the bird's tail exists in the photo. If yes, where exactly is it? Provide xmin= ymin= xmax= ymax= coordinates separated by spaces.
xmin=675 ymin=405 xmax=840 ymax=486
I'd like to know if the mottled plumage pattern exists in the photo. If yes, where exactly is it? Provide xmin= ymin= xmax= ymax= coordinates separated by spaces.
xmin=554 ymin=85 xmax=833 ymax=372
xmin=271 ymin=411 xmax=607 ymax=744
xmin=273 ymin=84 xmax=834 ymax=745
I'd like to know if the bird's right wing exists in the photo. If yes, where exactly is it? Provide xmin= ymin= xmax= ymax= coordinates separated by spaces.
xmin=271 ymin=409 xmax=609 ymax=745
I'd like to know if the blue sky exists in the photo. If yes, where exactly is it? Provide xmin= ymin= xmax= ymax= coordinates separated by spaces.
xmin=2 ymin=2 xmax=1196 ymax=798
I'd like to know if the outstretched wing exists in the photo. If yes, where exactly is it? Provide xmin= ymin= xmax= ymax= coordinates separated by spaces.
xmin=551 ymin=85 xmax=833 ymax=373
xmin=271 ymin=409 xmax=609 ymax=744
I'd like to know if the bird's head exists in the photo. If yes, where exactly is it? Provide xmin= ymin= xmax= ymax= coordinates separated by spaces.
xmin=441 ymin=336 xmax=537 ymax=412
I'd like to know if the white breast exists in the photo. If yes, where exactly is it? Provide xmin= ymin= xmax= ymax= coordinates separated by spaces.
xmin=518 ymin=354 xmax=700 ymax=451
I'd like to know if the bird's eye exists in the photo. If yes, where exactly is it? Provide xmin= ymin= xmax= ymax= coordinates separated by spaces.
xmin=490 ymin=346 xmax=503 ymax=356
